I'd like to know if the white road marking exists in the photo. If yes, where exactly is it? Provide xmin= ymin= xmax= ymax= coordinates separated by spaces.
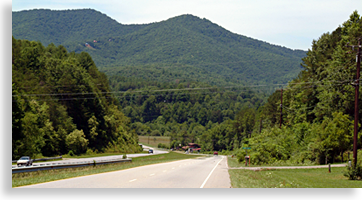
xmin=163 ymin=170 xmax=167 ymax=172
xmin=172 ymin=167 xmax=175 ymax=169
xmin=129 ymin=179 xmax=137 ymax=182
xmin=150 ymin=173 xmax=155 ymax=176
xmin=200 ymin=157 xmax=224 ymax=188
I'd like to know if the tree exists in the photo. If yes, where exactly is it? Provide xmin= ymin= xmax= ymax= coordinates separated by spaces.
xmin=319 ymin=112 xmax=354 ymax=162
xmin=234 ymin=107 xmax=256 ymax=138
xmin=66 ymin=129 xmax=89 ymax=155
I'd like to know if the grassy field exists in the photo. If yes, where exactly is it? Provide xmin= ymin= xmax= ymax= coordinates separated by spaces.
xmin=12 ymin=152 xmax=204 ymax=187
xmin=138 ymin=135 xmax=171 ymax=148
xmin=229 ymin=167 xmax=362 ymax=188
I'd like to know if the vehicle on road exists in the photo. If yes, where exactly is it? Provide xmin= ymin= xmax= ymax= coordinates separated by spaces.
xmin=213 ymin=151 xmax=218 ymax=156
xmin=17 ymin=156 xmax=33 ymax=167
xmin=149 ymin=149 xmax=154 ymax=154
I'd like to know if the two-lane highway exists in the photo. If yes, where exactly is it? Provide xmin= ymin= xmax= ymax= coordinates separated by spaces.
xmin=12 ymin=145 xmax=167 ymax=168
xmin=18 ymin=155 xmax=231 ymax=188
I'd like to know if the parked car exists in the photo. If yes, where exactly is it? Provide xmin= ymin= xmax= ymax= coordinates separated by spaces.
xmin=17 ymin=156 xmax=33 ymax=167
xmin=213 ymin=151 xmax=218 ymax=156
xmin=148 ymin=149 xmax=153 ymax=154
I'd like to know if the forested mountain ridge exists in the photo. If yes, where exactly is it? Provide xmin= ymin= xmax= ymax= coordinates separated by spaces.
xmin=12 ymin=9 xmax=306 ymax=86
xmin=12 ymin=9 xmax=147 ymax=47
xmin=12 ymin=8 xmax=362 ymax=166
xmin=12 ymin=37 xmax=142 ymax=159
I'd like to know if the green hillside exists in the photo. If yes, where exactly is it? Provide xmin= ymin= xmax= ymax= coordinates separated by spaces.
xmin=12 ymin=9 xmax=146 ymax=46
xmin=12 ymin=9 xmax=306 ymax=86
xmin=12 ymin=37 xmax=142 ymax=159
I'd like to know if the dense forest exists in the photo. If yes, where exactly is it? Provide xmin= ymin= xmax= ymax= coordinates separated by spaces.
xmin=12 ymin=9 xmax=306 ymax=87
xmin=112 ymin=10 xmax=360 ymax=165
xmin=232 ymin=11 xmax=362 ymax=165
xmin=12 ymin=8 xmax=362 ymax=166
xmin=12 ymin=37 xmax=142 ymax=159
xmin=107 ymin=75 xmax=268 ymax=151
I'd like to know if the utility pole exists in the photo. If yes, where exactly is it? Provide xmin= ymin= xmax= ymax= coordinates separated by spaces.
xmin=346 ymin=38 xmax=361 ymax=167
xmin=280 ymin=88 xmax=283 ymax=129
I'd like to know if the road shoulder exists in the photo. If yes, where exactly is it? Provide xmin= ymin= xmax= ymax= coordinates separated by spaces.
xmin=202 ymin=156 xmax=231 ymax=188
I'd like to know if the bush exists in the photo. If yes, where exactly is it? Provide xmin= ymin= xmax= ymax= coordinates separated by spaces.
xmin=86 ymin=149 xmax=94 ymax=155
xmin=343 ymin=150 xmax=362 ymax=180
xmin=66 ymin=129 xmax=89 ymax=155
xmin=157 ymin=143 xmax=169 ymax=149
xmin=123 ymin=154 xmax=127 ymax=159
xmin=344 ymin=160 xmax=362 ymax=180
xmin=68 ymin=150 xmax=75 ymax=156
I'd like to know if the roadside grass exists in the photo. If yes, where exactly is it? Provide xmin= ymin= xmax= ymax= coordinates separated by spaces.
xmin=12 ymin=152 xmax=204 ymax=187
xmin=227 ymin=156 xmax=362 ymax=188
xmin=228 ymin=156 xmax=324 ymax=167
xmin=229 ymin=167 xmax=362 ymax=188
xmin=61 ymin=151 xmax=149 ymax=159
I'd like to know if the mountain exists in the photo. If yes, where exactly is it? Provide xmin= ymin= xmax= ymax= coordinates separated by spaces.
xmin=12 ymin=9 xmax=307 ymax=87
xmin=12 ymin=9 xmax=146 ymax=46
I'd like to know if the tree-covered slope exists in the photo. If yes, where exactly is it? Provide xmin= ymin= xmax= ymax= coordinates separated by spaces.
xmin=12 ymin=37 xmax=142 ymax=159
xmin=12 ymin=9 xmax=146 ymax=47
xmin=13 ymin=9 xmax=306 ymax=86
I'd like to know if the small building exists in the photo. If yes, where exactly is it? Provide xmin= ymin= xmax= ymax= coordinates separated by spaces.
xmin=186 ymin=143 xmax=201 ymax=152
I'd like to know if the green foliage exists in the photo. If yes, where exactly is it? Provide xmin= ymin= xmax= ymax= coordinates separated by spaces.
xmin=65 ymin=129 xmax=89 ymax=155
xmin=13 ymin=9 xmax=362 ymax=167
xmin=244 ymin=11 xmax=362 ymax=166
xmin=344 ymin=160 xmax=362 ymax=180
xmin=68 ymin=150 xmax=75 ymax=157
xmin=12 ymin=37 xmax=141 ymax=159
xmin=157 ymin=143 xmax=169 ymax=149
xmin=13 ymin=9 xmax=306 ymax=87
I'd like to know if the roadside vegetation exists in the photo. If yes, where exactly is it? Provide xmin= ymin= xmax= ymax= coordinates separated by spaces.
xmin=229 ymin=167 xmax=362 ymax=188
xmin=12 ymin=152 xmax=205 ymax=187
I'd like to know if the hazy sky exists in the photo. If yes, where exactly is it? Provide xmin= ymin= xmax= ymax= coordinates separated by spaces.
xmin=11 ymin=0 xmax=360 ymax=50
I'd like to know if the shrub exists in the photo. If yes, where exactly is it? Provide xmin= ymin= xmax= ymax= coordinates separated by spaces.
xmin=66 ymin=129 xmax=89 ymax=155
xmin=343 ymin=150 xmax=362 ymax=180
xmin=157 ymin=143 xmax=169 ymax=149
xmin=86 ymin=149 xmax=93 ymax=155
xmin=123 ymin=154 xmax=127 ymax=159
xmin=344 ymin=160 xmax=362 ymax=180
xmin=68 ymin=150 xmax=75 ymax=156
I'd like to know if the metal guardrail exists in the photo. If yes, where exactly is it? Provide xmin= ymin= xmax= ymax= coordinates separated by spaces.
xmin=12 ymin=156 xmax=63 ymax=163
xmin=12 ymin=158 xmax=132 ymax=173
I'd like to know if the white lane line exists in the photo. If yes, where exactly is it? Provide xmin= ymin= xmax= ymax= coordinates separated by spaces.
xmin=129 ymin=179 xmax=137 ymax=182
xmin=150 ymin=173 xmax=155 ymax=176
xmin=200 ymin=156 xmax=224 ymax=188
xmin=163 ymin=170 xmax=167 ymax=172
xmin=172 ymin=167 xmax=175 ymax=169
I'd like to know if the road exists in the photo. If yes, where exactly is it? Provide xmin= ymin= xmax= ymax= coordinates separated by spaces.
xmin=18 ymin=155 xmax=231 ymax=188
xmin=12 ymin=145 xmax=167 ymax=168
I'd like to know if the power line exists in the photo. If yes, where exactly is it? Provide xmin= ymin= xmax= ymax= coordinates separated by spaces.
xmin=12 ymin=88 xmax=271 ymax=102
xmin=12 ymin=84 xmax=282 ymax=97
xmin=13 ymin=78 xmax=358 ymax=98
xmin=12 ymin=80 xmax=352 ymax=102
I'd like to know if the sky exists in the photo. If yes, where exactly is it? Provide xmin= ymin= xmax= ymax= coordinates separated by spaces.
xmin=11 ymin=0 xmax=360 ymax=51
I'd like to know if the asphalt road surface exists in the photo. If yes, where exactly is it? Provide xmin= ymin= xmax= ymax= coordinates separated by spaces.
xmin=13 ymin=145 xmax=167 ymax=168
xmin=18 ymin=155 xmax=231 ymax=188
